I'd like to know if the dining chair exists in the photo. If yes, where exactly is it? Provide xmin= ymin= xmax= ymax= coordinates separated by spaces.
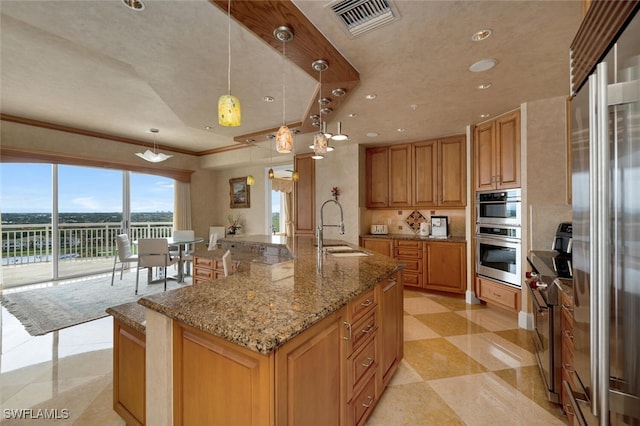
xmin=171 ymin=230 xmax=195 ymax=275
xmin=208 ymin=233 xmax=219 ymax=251
xmin=222 ymin=249 xmax=233 ymax=277
xmin=136 ymin=238 xmax=178 ymax=294
xmin=111 ymin=234 xmax=138 ymax=286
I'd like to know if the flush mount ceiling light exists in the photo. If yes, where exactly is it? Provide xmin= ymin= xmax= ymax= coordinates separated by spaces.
xmin=136 ymin=128 xmax=172 ymax=163
xmin=312 ymin=59 xmax=329 ymax=156
xmin=274 ymin=26 xmax=294 ymax=153
xmin=218 ymin=0 xmax=241 ymax=126
xmin=469 ymin=58 xmax=497 ymax=72
xmin=477 ymin=83 xmax=492 ymax=90
xmin=367 ymin=132 xmax=379 ymax=138
xmin=122 ymin=0 xmax=145 ymax=11
xmin=471 ymin=29 xmax=492 ymax=42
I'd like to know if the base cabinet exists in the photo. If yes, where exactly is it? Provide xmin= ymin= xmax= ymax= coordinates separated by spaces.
xmin=171 ymin=272 xmax=403 ymax=426
xmin=113 ymin=320 xmax=146 ymax=426
xmin=560 ymin=291 xmax=575 ymax=424
xmin=192 ymin=256 xmax=225 ymax=284
xmin=360 ymin=238 xmax=393 ymax=257
xmin=424 ymin=242 xmax=466 ymax=294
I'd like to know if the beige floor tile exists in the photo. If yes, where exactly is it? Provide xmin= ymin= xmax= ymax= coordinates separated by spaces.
xmin=404 ymin=338 xmax=488 ymax=381
xmin=445 ymin=333 xmax=537 ymax=371
xmin=387 ymin=359 xmax=424 ymax=386
xmin=423 ymin=293 xmax=486 ymax=311
xmin=494 ymin=328 xmax=537 ymax=354
xmin=366 ymin=381 xmax=464 ymax=426
xmin=403 ymin=289 xmax=427 ymax=298
xmin=415 ymin=312 xmax=490 ymax=336
xmin=492 ymin=366 xmax=566 ymax=422
xmin=455 ymin=307 xmax=518 ymax=331
xmin=429 ymin=372 xmax=567 ymax=425
xmin=403 ymin=315 xmax=440 ymax=341
xmin=403 ymin=297 xmax=451 ymax=315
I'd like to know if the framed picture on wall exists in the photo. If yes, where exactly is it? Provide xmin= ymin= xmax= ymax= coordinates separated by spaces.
xmin=229 ymin=177 xmax=250 ymax=208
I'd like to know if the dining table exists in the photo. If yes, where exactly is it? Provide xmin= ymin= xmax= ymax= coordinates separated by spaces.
xmin=167 ymin=235 xmax=205 ymax=283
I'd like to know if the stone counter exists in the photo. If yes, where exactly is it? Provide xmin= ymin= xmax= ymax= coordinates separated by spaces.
xmin=138 ymin=235 xmax=402 ymax=354
xmin=361 ymin=233 xmax=467 ymax=243
xmin=107 ymin=301 xmax=146 ymax=334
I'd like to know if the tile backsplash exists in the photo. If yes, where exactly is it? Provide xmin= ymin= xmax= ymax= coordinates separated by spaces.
xmin=365 ymin=209 xmax=466 ymax=237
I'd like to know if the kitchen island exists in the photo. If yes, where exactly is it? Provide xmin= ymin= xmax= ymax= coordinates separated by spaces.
xmin=116 ymin=235 xmax=403 ymax=425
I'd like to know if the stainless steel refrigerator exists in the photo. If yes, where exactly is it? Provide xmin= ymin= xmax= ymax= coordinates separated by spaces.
xmin=569 ymin=8 xmax=640 ymax=426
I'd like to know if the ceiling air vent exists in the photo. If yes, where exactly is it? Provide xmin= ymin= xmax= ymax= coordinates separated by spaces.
xmin=329 ymin=0 xmax=400 ymax=38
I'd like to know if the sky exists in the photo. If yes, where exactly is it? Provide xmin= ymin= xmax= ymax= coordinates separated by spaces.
xmin=0 ymin=163 xmax=174 ymax=213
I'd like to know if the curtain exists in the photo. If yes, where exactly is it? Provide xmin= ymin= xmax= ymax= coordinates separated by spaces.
xmin=272 ymin=178 xmax=293 ymax=236
xmin=173 ymin=180 xmax=192 ymax=230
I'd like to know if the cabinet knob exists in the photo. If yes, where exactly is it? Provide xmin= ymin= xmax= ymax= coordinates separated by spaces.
xmin=361 ymin=357 xmax=374 ymax=368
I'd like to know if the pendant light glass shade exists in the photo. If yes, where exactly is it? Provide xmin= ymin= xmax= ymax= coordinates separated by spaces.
xmin=268 ymin=168 xmax=275 ymax=179
xmin=246 ymin=174 xmax=255 ymax=185
xmin=219 ymin=0 xmax=241 ymax=127
xmin=292 ymin=170 xmax=299 ymax=181
xmin=313 ymin=132 xmax=328 ymax=154
xmin=331 ymin=121 xmax=348 ymax=141
xmin=276 ymin=125 xmax=293 ymax=153
xmin=136 ymin=128 xmax=172 ymax=163
xmin=218 ymin=94 xmax=241 ymax=127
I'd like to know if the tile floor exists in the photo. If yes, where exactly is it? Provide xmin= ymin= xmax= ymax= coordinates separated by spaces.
xmin=0 ymin=287 xmax=567 ymax=425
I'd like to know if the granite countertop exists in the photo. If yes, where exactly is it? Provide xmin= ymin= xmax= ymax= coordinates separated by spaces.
xmin=107 ymin=301 xmax=147 ymax=334
xmin=361 ymin=233 xmax=467 ymax=243
xmin=138 ymin=235 xmax=402 ymax=355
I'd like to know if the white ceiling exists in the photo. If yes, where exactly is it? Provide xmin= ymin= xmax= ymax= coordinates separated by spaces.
xmin=1 ymin=0 xmax=583 ymax=162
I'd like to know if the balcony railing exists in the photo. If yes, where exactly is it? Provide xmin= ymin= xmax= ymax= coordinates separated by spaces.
xmin=2 ymin=222 xmax=173 ymax=267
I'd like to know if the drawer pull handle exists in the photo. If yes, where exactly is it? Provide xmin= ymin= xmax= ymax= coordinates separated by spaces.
xmin=388 ymin=277 xmax=397 ymax=283
xmin=361 ymin=357 xmax=374 ymax=367
xmin=361 ymin=395 xmax=374 ymax=408
xmin=561 ymin=329 xmax=574 ymax=340
xmin=361 ymin=324 xmax=375 ymax=334
xmin=492 ymin=292 xmax=502 ymax=299
xmin=564 ymin=404 xmax=575 ymax=416
xmin=343 ymin=322 xmax=352 ymax=341
xmin=563 ymin=363 xmax=574 ymax=373
xmin=360 ymin=299 xmax=373 ymax=307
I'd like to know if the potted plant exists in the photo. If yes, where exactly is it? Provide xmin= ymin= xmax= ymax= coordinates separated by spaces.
xmin=227 ymin=214 xmax=242 ymax=235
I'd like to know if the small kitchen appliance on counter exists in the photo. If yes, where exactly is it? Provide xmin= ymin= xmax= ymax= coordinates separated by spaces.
xmin=370 ymin=224 xmax=388 ymax=235
xmin=430 ymin=216 xmax=448 ymax=239
xmin=419 ymin=222 xmax=430 ymax=237
xmin=551 ymin=222 xmax=572 ymax=254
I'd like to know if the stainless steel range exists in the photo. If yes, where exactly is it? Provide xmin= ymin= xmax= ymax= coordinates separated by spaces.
xmin=527 ymin=250 xmax=572 ymax=404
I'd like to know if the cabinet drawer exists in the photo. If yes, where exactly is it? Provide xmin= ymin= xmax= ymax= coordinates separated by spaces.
xmin=347 ymin=336 xmax=377 ymax=401
xmin=194 ymin=267 xmax=215 ymax=280
xmin=402 ymin=272 xmax=422 ymax=288
xmin=349 ymin=374 xmax=376 ymax=426
xmin=193 ymin=256 xmax=214 ymax=269
xmin=395 ymin=239 xmax=422 ymax=249
xmin=476 ymin=277 xmax=520 ymax=312
xmin=394 ymin=247 xmax=422 ymax=259
xmin=395 ymin=257 xmax=422 ymax=273
xmin=347 ymin=310 xmax=377 ymax=354
xmin=348 ymin=288 xmax=377 ymax=322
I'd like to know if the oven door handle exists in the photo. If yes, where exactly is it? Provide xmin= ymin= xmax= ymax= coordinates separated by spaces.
xmin=476 ymin=235 xmax=521 ymax=245
xmin=530 ymin=288 xmax=549 ymax=312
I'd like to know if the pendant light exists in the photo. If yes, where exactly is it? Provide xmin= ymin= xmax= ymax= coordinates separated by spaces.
xmin=246 ymin=139 xmax=255 ymax=185
xmin=135 ymin=128 xmax=172 ymax=163
xmin=218 ymin=0 xmax=241 ymax=127
xmin=331 ymin=121 xmax=349 ymax=141
xmin=312 ymin=59 xmax=329 ymax=158
xmin=268 ymin=135 xmax=275 ymax=179
xmin=274 ymin=26 xmax=294 ymax=153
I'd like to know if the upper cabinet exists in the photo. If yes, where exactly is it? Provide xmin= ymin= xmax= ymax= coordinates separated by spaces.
xmin=366 ymin=135 xmax=466 ymax=209
xmin=474 ymin=110 xmax=521 ymax=191
xmin=294 ymin=153 xmax=316 ymax=235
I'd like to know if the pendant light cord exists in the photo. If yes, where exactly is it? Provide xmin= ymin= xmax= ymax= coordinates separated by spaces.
xmin=282 ymin=40 xmax=286 ymax=125
xmin=227 ymin=0 xmax=231 ymax=95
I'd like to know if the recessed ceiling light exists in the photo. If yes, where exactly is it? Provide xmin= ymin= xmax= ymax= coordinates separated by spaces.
xmin=469 ymin=59 xmax=497 ymax=72
xmin=367 ymin=132 xmax=379 ymax=138
xmin=397 ymin=128 xmax=406 ymax=133
xmin=332 ymin=88 xmax=346 ymax=97
xmin=348 ymin=113 xmax=358 ymax=118
xmin=472 ymin=29 xmax=492 ymax=42
xmin=477 ymin=83 xmax=492 ymax=90
xmin=204 ymin=125 xmax=214 ymax=131
xmin=480 ymin=113 xmax=491 ymax=118
xmin=410 ymin=104 xmax=418 ymax=110
xmin=365 ymin=94 xmax=377 ymax=100
xmin=263 ymin=96 xmax=275 ymax=102
xmin=122 ymin=0 xmax=145 ymax=11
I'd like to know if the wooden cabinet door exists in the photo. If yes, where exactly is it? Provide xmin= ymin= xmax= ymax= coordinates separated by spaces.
xmin=276 ymin=309 xmax=345 ymax=426
xmin=294 ymin=153 xmax=316 ymax=235
xmin=113 ymin=320 xmax=146 ymax=426
xmin=365 ymin=147 xmax=389 ymax=208
xmin=439 ymin=135 xmax=467 ymax=206
xmin=388 ymin=144 xmax=412 ymax=208
xmin=361 ymin=238 xmax=393 ymax=257
xmin=495 ymin=110 xmax=521 ymax=189
xmin=378 ymin=272 xmax=403 ymax=387
xmin=425 ymin=242 xmax=466 ymax=294
xmin=413 ymin=140 xmax=438 ymax=207
xmin=474 ymin=121 xmax=496 ymax=191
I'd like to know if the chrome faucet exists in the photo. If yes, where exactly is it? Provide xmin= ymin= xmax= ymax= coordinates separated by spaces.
xmin=317 ymin=199 xmax=345 ymax=253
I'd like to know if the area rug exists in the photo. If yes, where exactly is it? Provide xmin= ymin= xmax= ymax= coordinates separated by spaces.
xmin=0 ymin=271 xmax=190 ymax=336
